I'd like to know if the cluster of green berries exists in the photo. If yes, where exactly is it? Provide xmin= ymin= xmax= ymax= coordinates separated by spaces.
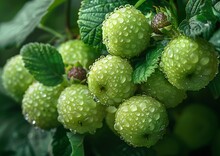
xmin=1 ymin=3 xmax=219 ymax=151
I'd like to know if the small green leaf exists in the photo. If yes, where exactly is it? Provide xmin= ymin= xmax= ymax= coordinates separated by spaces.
xmin=209 ymin=29 xmax=220 ymax=52
xmin=67 ymin=133 xmax=85 ymax=156
xmin=21 ymin=43 xmax=65 ymax=86
xmin=209 ymin=72 xmax=220 ymax=99
xmin=179 ymin=0 xmax=217 ymax=39
xmin=78 ymin=0 xmax=128 ymax=49
xmin=132 ymin=46 xmax=163 ymax=84
xmin=0 ymin=0 xmax=54 ymax=49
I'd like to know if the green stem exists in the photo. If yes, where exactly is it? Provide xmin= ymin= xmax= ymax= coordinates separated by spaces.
xmin=38 ymin=24 xmax=64 ymax=39
xmin=134 ymin=0 xmax=146 ymax=8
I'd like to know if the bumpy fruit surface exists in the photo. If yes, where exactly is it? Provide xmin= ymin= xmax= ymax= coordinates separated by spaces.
xmin=161 ymin=35 xmax=218 ymax=91
xmin=22 ymin=82 xmax=65 ymax=130
xmin=2 ymin=55 xmax=34 ymax=102
xmin=102 ymin=5 xmax=151 ymax=58
xmin=57 ymin=84 xmax=106 ymax=134
xmin=88 ymin=55 xmax=136 ymax=106
xmin=58 ymin=40 xmax=100 ymax=69
xmin=141 ymin=69 xmax=187 ymax=108
xmin=174 ymin=104 xmax=218 ymax=149
xmin=114 ymin=96 xmax=168 ymax=147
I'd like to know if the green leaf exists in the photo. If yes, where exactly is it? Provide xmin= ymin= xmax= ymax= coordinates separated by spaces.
xmin=209 ymin=29 xmax=220 ymax=52
xmin=51 ymin=127 xmax=72 ymax=156
xmin=185 ymin=0 xmax=203 ymax=18
xmin=132 ymin=46 xmax=163 ymax=84
xmin=179 ymin=16 xmax=215 ymax=39
xmin=21 ymin=43 xmax=65 ymax=86
xmin=41 ymin=0 xmax=66 ymax=25
xmin=0 ymin=0 xmax=54 ymax=49
xmin=67 ymin=133 xmax=85 ymax=156
xmin=179 ymin=0 xmax=218 ymax=39
xmin=78 ymin=0 xmax=128 ymax=49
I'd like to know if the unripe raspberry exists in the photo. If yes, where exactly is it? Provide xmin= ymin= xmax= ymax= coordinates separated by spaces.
xmin=22 ymin=82 xmax=65 ymax=130
xmin=57 ymin=84 xmax=106 ymax=134
xmin=102 ymin=5 xmax=151 ymax=58
xmin=114 ymin=96 xmax=168 ymax=147
xmin=2 ymin=55 xmax=34 ymax=102
xmin=88 ymin=55 xmax=136 ymax=106
xmin=161 ymin=35 xmax=219 ymax=91
xmin=141 ymin=69 xmax=187 ymax=108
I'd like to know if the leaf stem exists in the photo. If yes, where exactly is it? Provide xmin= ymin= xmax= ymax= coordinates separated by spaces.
xmin=134 ymin=0 xmax=146 ymax=8
xmin=38 ymin=24 xmax=64 ymax=39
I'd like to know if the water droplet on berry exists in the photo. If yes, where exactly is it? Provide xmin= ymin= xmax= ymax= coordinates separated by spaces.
xmin=155 ymin=113 xmax=160 ymax=120
xmin=118 ymin=18 xmax=124 ymax=23
xmin=138 ymin=32 xmax=144 ymax=39
xmin=149 ymin=123 xmax=155 ymax=131
xmin=120 ymin=76 xmax=126 ymax=83
xmin=130 ymin=105 xmax=137 ymax=112
xmin=190 ymin=54 xmax=199 ymax=63
xmin=32 ymin=120 xmax=36 ymax=125
xmin=121 ymin=106 xmax=128 ymax=112
xmin=200 ymin=57 xmax=209 ymax=65
xmin=150 ymin=107 xmax=155 ymax=112
xmin=112 ymin=13 xmax=119 ymax=19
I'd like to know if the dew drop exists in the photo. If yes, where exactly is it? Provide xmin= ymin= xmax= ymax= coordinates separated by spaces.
xmin=138 ymin=32 xmax=144 ymax=39
xmin=200 ymin=57 xmax=210 ymax=65
xmin=150 ymin=107 xmax=155 ymax=112
xmin=130 ymin=105 xmax=137 ymax=112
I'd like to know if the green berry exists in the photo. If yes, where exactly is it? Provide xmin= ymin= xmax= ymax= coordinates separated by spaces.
xmin=22 ymin=82 xmax=65 ymax=130
xmin=102 ymin=5 xmax=151 ymax=58
xmin=161 ymin=35 xmax=219 ymax=91
xmin=141 ymin=69 xmax=187 ymax=108
xmin=174 ymin=104 xmax=218 ymax=149
xmin=88 ymin=55 xmax=136 ymax=106
xmin=2 ymin=55 xmax=34 ymax=102
xmin=58 ymin=40 xmax=101 ymax=69
xmin=114 ymin=96 xmax=168 ymax=147
xmin=57 ymin=84 xmax=106 ymax=134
